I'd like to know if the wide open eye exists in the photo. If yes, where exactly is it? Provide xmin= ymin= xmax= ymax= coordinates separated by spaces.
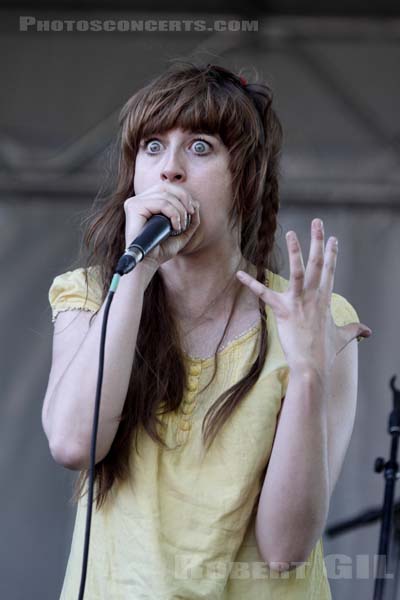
xmin=144 ymin=139 xmax=162 ymax=154
xmin=191 ymin=139 xmax=211 ymax=154
xmin=141 ymin=136 xmax=213 ymax=156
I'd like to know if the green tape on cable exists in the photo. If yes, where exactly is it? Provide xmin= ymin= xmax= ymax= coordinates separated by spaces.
xmin=110 ymin=273 xmax=121 ymax=293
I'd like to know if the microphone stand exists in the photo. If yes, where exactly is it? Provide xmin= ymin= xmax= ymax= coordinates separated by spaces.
xmin=325 ymin=375 xmax=400 ymax=600
xmin=373 ymin=376 xmax=400 ymax=600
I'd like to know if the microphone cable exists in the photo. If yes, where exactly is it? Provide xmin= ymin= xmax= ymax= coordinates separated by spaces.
xmin=76 ymin=213 xmax=189 ymax=599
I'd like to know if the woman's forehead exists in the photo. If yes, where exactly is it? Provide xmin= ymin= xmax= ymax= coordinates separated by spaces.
xmin=143 ymin=127 xmax=222 ymax=141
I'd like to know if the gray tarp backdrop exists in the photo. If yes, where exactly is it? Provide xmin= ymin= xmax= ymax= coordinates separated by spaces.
xmin=1 ymin=6 xmax=399 ymax=600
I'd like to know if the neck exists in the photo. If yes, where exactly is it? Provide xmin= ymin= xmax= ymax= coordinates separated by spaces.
xmin=158 ymin=245 xmax=253 ymax=325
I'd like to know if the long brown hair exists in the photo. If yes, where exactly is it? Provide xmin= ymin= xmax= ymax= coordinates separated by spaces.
xmin=73 ymin=60 xmax=283 ymax=509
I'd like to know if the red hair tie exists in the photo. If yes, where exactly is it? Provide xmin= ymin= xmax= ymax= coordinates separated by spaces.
xmin=239 ymin=76 xmax=247 ymax=86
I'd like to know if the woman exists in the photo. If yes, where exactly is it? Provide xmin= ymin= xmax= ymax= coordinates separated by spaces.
xmin=42 ymin=62 xmax=371 ymax=599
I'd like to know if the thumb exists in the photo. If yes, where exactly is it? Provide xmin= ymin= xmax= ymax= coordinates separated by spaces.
xmin=339 ymin=322 xmax=372 ymax=351
xmin=355 ymin=321 xmax=373 ymax=340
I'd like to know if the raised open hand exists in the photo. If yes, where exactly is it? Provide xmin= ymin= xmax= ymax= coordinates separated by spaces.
xmin=236 ymin=219 xmax=372 ymax=375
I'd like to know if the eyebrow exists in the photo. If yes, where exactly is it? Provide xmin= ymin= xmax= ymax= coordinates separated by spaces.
xmin=189 ymin=130 xmax=220 ymax=140
xmin=148 ymin=130 xmax=218 ymax=140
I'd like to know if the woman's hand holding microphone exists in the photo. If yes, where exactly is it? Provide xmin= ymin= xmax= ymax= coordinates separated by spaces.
xmin=123 ymin=182 xmax=200 ymax=274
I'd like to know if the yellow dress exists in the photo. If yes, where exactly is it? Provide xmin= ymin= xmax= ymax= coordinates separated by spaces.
xmin=48 ymin=266 xmax=362 ymax=600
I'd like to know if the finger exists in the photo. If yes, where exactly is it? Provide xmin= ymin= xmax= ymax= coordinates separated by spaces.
xmin=304 ymin=218 xmax=324 ymax=289
xmin=161 ymin=191 xmax=193 ymax=223
xmin=236 ymin=271 xmax=280 ymax=311
xmin=158 ymin=182 xmax=196 ymax=215
xmin=319 ymin=236 xmax=338 ymax=299
xmin=154 ymin=195 xmax=185 ymax=232
xmin=358 ymin=322 xmax=373 ymax=337
xmin=124 ymin=195 xmax=183 ymax=233
xmin=173 ymin=202 xmax=200 ymax=237
xmin=286 ymin=231 xmax=305 ymax=296
xmin=337 ymin=322 xmax=373 ymax=354
xmin=140 ymin=187 xmax=195 ymax=224
xmin=151 ymin=193 xmax=190 ymax=232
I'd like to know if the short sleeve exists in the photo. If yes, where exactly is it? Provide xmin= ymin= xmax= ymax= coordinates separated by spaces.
xmin=331 ymin=292 xmax=364 ymax=343
xmin=48 ymin=266 xmax=103 ymax=323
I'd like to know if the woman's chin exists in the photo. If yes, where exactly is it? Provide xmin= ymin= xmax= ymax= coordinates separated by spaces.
xmin=179 ymin=230 xmax=204 ymax=255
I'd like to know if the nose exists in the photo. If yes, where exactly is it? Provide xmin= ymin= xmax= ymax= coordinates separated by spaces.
xmin=161 ymin=169 xmax=184 ymax=183
xmin=160 ymin=150 xmax=186 ymax=183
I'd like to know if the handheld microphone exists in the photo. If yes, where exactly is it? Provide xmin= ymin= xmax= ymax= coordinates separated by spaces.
xmin=115 ymin=213 xmax=191 ymax=275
